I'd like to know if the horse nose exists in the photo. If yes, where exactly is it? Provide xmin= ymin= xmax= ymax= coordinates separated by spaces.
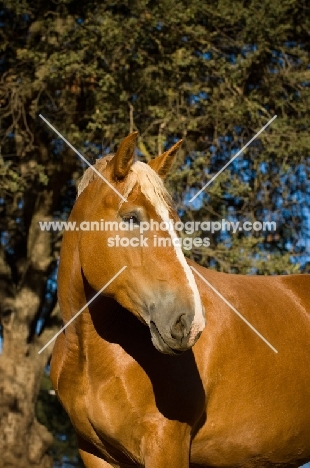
xmin=170 ymin=314 xmax=191 ymax=342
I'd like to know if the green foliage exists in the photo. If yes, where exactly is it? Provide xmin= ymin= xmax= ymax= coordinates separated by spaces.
xmin=1 ymin=1 xmax=309 ymax=272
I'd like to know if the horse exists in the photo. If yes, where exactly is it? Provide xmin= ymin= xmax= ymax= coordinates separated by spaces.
xmin=50 ymin=132 xmax=310 ymax=468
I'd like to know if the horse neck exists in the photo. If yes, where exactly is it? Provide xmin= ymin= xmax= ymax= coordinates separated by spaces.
xmin=57 ymin=230 xmax=94 ymax=350
xmin=58 ymin=233 xmax=120 ymax=359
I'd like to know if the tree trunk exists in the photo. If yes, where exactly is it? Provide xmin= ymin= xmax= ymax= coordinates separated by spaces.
xmin=0 ymin=355 xmax=53 ymax=468
xmin=0 ymin=278 xmax=60 ymax=468
xmin=0 ymin=189 xmax=64 ymax=468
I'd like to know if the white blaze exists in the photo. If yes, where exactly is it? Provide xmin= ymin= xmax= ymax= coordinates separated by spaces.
xmin=156 ymin=205 xmax=206 ymax=345
xmin=121 ymin=161 xmax=206 ymax=345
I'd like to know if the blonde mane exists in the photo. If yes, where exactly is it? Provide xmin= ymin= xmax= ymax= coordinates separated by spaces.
xmin=77 ymin=155 xmax=113 ymax=198
xmin=77 ymin=156 xmax=173 ymax=215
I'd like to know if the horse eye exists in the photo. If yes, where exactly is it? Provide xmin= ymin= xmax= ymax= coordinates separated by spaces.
xmin=122 ymin=214 xmax=139 ymax=225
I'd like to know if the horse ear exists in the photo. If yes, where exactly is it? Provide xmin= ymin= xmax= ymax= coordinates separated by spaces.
xmin=148 ymin=140 xmax=183 ymax=179
xmin=112 ymin=132 xmax=138 ymax=179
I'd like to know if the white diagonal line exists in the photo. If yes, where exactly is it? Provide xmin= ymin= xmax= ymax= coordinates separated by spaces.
xmin=189 ymin=115 xmax=277 ymax=202
xmin=190 ymin=266 xmax=278 ymax=353
xmin=38 ymin=266 xmax=127 ymax=354
xmin=39 ymin=114 xmax=127 ymax=202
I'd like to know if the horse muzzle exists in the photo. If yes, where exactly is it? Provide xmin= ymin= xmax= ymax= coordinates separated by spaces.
xmin=149 ymin=308 xmax=205 ymax=355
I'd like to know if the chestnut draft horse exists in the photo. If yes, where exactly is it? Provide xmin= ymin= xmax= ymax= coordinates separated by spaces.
xmin=50 ymin=133 xmax=310 ymax=468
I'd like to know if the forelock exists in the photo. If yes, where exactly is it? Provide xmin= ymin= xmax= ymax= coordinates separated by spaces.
xmin=121 ymin=161 xmax=173 ymax=216
xmin=77 ymin=155 xmax=113 ymax=197
xmin=77 ymin=157 xmax=173 ymax=217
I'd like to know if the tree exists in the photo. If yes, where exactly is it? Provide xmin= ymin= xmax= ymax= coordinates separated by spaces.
xmin=0 ymin=0 xmax=309 ymax=465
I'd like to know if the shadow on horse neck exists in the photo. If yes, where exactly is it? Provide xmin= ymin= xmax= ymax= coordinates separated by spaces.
xmin=82 ymin=272 xmax=207 ymax=434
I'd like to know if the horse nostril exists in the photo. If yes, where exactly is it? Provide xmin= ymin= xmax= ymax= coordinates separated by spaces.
xmin=171 ymin=314 xmax=187 ymax=341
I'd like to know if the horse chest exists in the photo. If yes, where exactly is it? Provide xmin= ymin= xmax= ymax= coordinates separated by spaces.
xmin=86 ymin=352 xmax=204 ymax=429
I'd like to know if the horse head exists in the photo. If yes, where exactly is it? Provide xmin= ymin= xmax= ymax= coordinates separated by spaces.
xmin=74 ymin=132 xmax=206 ymax=355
